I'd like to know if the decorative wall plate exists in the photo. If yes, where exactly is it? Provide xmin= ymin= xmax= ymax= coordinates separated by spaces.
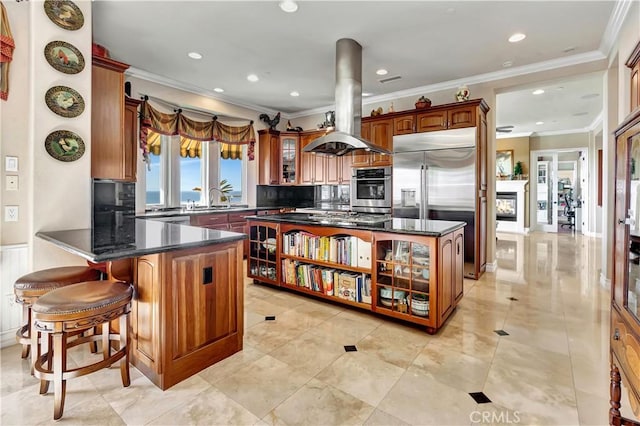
xmin=45 ymin=86 xmax=84 ymax=118
xmin=45 ymin=130 xmax=85 ymax=162
xmin=43 ymin=1 xmax=84 ymax=31
xmin=44 ymin=41 xmax=85 ymax=74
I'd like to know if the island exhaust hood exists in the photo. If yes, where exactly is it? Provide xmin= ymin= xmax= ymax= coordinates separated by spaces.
xmin=303 ymin=38 xmax=391 ymax=157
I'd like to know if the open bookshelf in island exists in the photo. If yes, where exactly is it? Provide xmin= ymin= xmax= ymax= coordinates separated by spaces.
xmin=247 ymin=216 xmax=465 ymax=333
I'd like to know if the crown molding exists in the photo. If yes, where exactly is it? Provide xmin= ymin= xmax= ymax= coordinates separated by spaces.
xmin=588 ymin=111 xmax=604 ymax=132
xmin=533 ymin=128 xmax=591 ymax=137
xmin=599 ymin=0 xmax=634 ymax=58
xmin=496 ymin=132 xmax=533 ymax=140
xmin=125 ymin=67 xmax=283 ymax=117
xmin=290 ymin=51 xmax=606 ymax=119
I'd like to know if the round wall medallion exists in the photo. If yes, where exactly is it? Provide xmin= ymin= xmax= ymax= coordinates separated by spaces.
xmin=45 ymin=86 xmax=85 ymax=118
xmin=44 ymin=130 xmax=85 ymax=162
xmin=43 ymin=1 xmax=84 ymax=31
xmin=44 ymin=41 xmax=85 ymax=74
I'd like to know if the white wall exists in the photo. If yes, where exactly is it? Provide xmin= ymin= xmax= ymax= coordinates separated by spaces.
xmin=1 ymin=2 xmax=30 ymax=246
xmin=29 ymin=0 xmax=93 ymax=270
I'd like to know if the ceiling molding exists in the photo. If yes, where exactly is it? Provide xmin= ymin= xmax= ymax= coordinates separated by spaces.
xmin=125 ymin=67 xmax=283 ymax=117
xmin=496 ymin=132 xmax=533 ymax=140
xmin=588 ymin=111 xmax=604 ymax=132
xmin=289 ymin=50 xmax=606 ymax=119
xmin=287 ymin=104 xmax=336 ymax=120
xmin=599 ymin=0 xmax=634 ymax=58
xmin=533 ymin=128 xmax=591 ymax=137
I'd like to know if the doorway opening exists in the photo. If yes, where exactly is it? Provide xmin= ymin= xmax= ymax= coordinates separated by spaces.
xmin=530 ymin=148 xmax=589 ymax=234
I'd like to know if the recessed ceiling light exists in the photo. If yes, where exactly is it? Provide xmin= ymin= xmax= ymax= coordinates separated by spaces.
xmin=508 ymin=33 xmax=526 ymax=43
xmin=502 ymin=61 xmax=513 ymax=68
xmin=279 ymin=0 xmax=298 ymax=13
xmin=247 ymin=74 xmax=259 ymax=82
xmin=213 ymin=87 xmax=224 ymax=93
xmin=362 ymin=92 xmax=373 ymax=97
xmin=376 ymin=69 xmax=388 ymax=76
xmin=536 ymin=121 xmax=544 ymax=125
xmin=532 ymin=89 xmax=545 ymax=95
xmin=581 ymin=93 xmax=600 ymax=99
xmin=188 ymin=52 xmax=202 ymax=60
xmin=290 ymin=91 xmax=299 ymax=97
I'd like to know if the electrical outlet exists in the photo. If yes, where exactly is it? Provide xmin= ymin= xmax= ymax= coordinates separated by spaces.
xmin=5 ymin=175 xmax=17 ymax=190
xmin=5 ymin=206 xmax=18 ymax=222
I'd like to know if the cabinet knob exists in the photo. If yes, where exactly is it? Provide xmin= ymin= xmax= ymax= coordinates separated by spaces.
xmin=457 ymin=242 xmax=461 ymax=255
xmin=618 ymin=219 xmax=624 ymax=225
xmin=613 ymin=328 xmax=620 ymax=341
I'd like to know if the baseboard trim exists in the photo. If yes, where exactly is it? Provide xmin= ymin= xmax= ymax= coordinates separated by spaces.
xmin=485 ymin=261 xmax=498 ymax=272
xmin=1 ymin=329 xmax=18 ymax=349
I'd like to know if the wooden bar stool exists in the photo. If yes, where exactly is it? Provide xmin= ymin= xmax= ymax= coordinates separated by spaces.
xmin=13 ymin=266 xmax=101 ymax=359
xmin=31 ymin=280 xmax=133 ymax=420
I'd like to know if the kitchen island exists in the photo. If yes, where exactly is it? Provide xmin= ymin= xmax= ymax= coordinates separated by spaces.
xmin=37 ymin=219 xmax=246 ymax=390
xmin=246 ymin=213 xmax=465 ymax=333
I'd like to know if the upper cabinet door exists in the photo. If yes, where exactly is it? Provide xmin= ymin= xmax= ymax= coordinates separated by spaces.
xmin=370 ymin=119 xmax=393 ymax=166
xmin=280 ymin=135 xmax=298 ymax=184
xmin=393 ymin=114 xmax=415 ymax=135
xmin=448 ymin=106 xmax=476 ymax=129
xmin=353 ymin=123 xmax=372 ymax=166
xmin=416 ymin=110 xmax=447 ymax=132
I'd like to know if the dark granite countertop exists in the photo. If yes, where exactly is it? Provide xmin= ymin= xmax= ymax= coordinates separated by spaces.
xmin=36 ymin=218 xmax=246 ymax=262
xmin=137 ymin=206 xmax=283 ymax=219
xmin=246 ymin=213 xmax=465 ymax=237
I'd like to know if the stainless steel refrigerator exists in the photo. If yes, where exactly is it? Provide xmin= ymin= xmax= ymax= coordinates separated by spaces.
xmin=392 ymin=127 xmax=477 ymax=278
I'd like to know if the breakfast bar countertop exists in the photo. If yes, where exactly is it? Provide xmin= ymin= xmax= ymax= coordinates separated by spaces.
xmin=246 ymin=213 xmax=466 ymax=237
xmin=36 ymin=218 xmax=246 ymax=262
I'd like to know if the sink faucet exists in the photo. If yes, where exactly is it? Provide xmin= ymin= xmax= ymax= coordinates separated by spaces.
xmin=208 ymin=187 xmax=231 ymax=208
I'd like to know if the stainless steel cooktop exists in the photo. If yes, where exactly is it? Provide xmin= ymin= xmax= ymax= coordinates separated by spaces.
xmin=307 ymin=212 xmax=391 ymax=225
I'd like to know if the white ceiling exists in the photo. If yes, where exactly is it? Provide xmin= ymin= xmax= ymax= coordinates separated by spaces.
xmin=92 ymin=1 xmax=630 ymax=135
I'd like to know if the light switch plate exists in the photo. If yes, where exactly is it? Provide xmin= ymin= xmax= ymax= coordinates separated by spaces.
xmin=5 ymin=175 xmax=17 ymax=191
xmin=5 ymin=206 xmax=18 ymax=222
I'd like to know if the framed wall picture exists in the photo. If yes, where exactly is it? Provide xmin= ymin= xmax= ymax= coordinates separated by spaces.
xmin=45 ymin=85 xmax=85 ymax=118
xmin=496 ymin=150 xmax=514 ymax=177
xmin=44 ymin=41 xmax=85 ymax=74
xmin=43 ymin=1 xmax=84 ymax=31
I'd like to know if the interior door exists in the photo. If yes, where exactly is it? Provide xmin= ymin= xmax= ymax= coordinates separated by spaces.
xmin=535 ymin=154 xmax=559 ymax=232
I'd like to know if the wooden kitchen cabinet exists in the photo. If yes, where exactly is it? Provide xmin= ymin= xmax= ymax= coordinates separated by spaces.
xmin=190 ymin=210 xmax=255 ymax=256
xmin=326 ymin=151 xmax=353 ymax=184
xmin=609 ymin=108 xmax=640 ymax=424
xmin=393 ymin=114 xmax=415 ymax=135
xmin=258 ymin=129 xmax=282 ymax=185
xmin=299 ymin=131 xmax=326 ymax=184
xmin=280 ymin=134 xmax=299 ymax=184
xmin=416 ymin=104 xmax=476 ymax=132
xmin=92 ymin=56 xmax=135 ymax=181
xmin=354 ymin=119 xmax=393 ymax=167
xmin=124 ymin=97 xmax=142 ymax=181
xmin=131 ymin=242 xmax=243 ymax=390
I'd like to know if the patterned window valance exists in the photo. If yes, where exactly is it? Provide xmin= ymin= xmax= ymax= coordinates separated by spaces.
xmin=139 ymin=100 xmax=255 ymax=164
xmin=146 ymin=132 xmax=242 ymax=160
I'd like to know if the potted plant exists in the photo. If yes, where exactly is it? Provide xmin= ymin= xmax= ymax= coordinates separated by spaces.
xmin=415 ymin=96 xmax=431 ymax=109
xmin=513 ymin=161 xmax=524 ymax=179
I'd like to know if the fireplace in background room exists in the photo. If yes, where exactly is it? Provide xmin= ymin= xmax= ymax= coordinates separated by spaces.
xmin=496 ymin=192 xmax=517 ymax=222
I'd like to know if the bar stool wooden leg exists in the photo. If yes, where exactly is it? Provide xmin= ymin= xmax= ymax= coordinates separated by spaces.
xmin=52 ymin=331 xmax=66 ymax=420
xmin=120 ymin=313 xmax=130 ymax=387
xmin=20 ymin=304 xmax=30 ymax=358
xmin=39 ymin=334 xmax=53 ymax=395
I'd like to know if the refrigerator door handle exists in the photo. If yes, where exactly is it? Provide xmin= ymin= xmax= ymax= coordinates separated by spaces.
xmin=421 ymin=165 xmax=428 ymax=220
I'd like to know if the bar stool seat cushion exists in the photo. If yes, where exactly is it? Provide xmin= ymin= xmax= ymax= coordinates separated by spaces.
xmin=14 ymin=266 xmax=100 ymax=300
xmin=33 ymin=281 xmax=133 ymax=323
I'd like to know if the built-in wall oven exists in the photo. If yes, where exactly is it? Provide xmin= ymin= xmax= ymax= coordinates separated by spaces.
xmin=350 ymin=166 xmax=392 ymax=213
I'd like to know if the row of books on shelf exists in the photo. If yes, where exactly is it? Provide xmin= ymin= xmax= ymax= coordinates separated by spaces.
xmin=282 ymin=258 xmax=372 ymax=303
xmin=282 ymin=232 xmax=372 ymax=268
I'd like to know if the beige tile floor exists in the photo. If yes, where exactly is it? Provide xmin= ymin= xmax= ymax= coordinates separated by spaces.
xmin=1 ymin=232 xmax=635 ymax=425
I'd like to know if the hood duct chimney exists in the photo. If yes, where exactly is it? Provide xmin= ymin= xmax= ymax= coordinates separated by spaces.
xmin=303 ymin=38 xmax=391 ymax=156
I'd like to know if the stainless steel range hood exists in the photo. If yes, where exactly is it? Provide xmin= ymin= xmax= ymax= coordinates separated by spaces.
xmin=303 ymin=38 xmax=391 ymax=157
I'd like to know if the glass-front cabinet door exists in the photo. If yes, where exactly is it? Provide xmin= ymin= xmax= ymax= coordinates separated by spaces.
xmin=248 ymin=222 xmax=279 ymax=284
xmin=280 ymin=135 xmax=298 ymax=184
xmin=626 ymin=130 xmax=640 ymax=322
xmin=373 ymin=235 xmax=436 ymax=328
